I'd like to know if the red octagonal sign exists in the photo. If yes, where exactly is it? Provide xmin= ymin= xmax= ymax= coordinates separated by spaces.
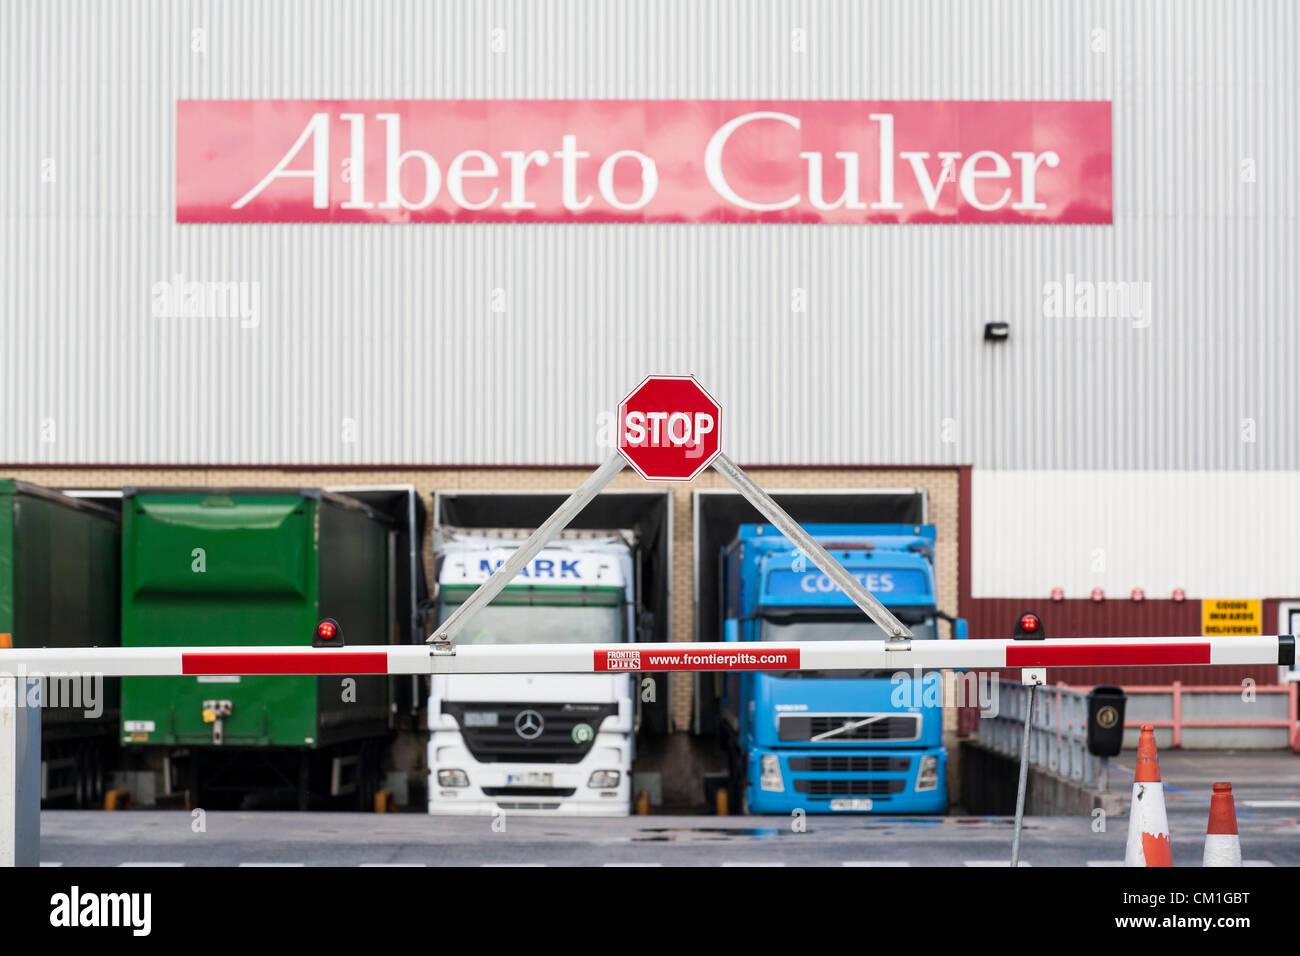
xmin=617 ymin=374 xmax=721 ymax=481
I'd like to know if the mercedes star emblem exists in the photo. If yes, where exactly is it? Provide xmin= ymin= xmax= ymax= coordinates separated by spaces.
xmin=514 ymin=709 xmax=544 ymax=739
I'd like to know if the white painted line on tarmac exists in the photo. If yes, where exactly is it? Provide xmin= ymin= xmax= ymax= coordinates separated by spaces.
xmin=238 ymin=862 xmax=305 ymax=867
xmin=603 ymin=862 xmax=664 ymax=867
xmin=1243 ymin=800 xmax=1300 ymax=808
xmin=842 ymin=861 xmax=911 ymax=866
xmin=40 ymin=862 xmax=63 ymax=867
xmin=480 ymin=862 xmax=547 ymax=867
xmin=964 ymin=860 xmax=1031 ymax=867
xmin=119 ymin=862 xmax=185 ymax=867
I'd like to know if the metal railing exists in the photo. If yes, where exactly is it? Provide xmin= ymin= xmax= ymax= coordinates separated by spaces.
xmin=1061 ymin=681 xmax=1299 ymax=752
xmin=977 ymin=683 xmax=1109 ymax=791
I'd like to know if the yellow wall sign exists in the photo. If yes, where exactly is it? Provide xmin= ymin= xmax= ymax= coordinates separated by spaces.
xmin=1202 ymin=599 xmax=1262 ymax=636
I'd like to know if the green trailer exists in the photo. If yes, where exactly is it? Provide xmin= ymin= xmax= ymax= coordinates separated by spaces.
xmin=0 ymin=479 xmax=121 ymax=807
xmin=119 ymin=487 xmax=394 ymax=809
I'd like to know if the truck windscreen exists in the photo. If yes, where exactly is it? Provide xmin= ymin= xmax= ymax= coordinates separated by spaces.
xmin=438 ymin=602 xmax=625 ymax=645
xmin=759 ymin=614 xmax=939 ymax=643
xmin=757 ymin=614 xmax=938 ymax=677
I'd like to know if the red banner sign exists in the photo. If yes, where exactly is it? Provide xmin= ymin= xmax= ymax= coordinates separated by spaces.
xmin=177 ymin=100 xmax=1110 ymax=224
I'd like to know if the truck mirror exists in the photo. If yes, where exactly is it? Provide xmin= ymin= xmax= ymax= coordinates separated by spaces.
xmin=724 ymin=619 xmax=740 ymax=642
xmin=954 ymin=618 xmax=968 ymax=641
xmin=1086 ymin=686 xmax=1127 ymax=757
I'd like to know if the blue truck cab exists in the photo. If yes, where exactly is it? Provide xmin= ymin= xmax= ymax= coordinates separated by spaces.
xmin=720 ymin=523 xmax=967 ymax=814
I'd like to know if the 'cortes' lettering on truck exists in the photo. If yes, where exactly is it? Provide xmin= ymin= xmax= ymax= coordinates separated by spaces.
xmin=801 ymin=572 xmax=894 ymax=593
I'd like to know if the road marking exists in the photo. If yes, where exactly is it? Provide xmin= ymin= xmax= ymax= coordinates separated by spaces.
xmin=1244 ymin=860 xmax=1276 ymax=867
xmin=119 ymin=862 xmax=184 ymax=867
xmin=238 ymin=862 xmax=305 ymax=867
xmin=602 ymin=862 xmax=664 ymax=867
xmin=40 ymin=862 xmax=63 ymax=867
xmin=721 ymin=861 xmax=786 ymax=867
xmin=842 ymin=861 xmax=911 ymax=867
xmin=964 ymin=860 xmax=1031 ymax=867
xmin=480 ymin=862 xmax=547 ymax=867
xmin=1243 ymin=800 xmax=1300 ymax=808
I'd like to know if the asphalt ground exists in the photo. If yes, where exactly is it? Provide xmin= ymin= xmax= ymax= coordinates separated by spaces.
xmin=36 ymin=751 xmax=1300 ymax=867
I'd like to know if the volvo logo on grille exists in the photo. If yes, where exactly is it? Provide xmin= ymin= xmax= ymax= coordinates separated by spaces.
xmin=514 ymin=709 xmax=544 ymax=740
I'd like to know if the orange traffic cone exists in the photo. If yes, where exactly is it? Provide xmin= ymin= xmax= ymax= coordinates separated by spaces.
xmin=1124 ymin=724 xmax=1173 ymax=866
xmin=1202 ymin=782 xmax=1242 ymax=867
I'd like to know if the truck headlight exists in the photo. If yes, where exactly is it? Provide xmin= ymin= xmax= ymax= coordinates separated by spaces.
xmin=437 ymin=769 xmax=469 ymax=788
xmin=760 ymin=754 xmax=784 ymax=792
xmin=587 ymin=770 xmax=621 ymax=789
xmin=916 ymin=755 xmax=939 ymax=791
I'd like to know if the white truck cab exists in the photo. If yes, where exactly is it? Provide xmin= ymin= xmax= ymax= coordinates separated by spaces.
xmin=428 ymin=533 xmax=636 ymax=815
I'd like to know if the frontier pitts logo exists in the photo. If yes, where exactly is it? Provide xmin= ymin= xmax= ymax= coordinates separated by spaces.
xmin=177 ymin=100 xmax=1111 ymax=224
xmin=603 ymin=649 xmax=642 ymax=671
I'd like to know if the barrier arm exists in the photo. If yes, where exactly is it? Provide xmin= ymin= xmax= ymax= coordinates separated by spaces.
xmin=0 ymin=634 xmax=1291 ymax=676
xmin=1 ymin=635 xmax=1292 ymax=865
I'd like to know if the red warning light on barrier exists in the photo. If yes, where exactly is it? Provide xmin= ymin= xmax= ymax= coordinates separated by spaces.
xmin=1013 ymin=611 xmax=1045 ymax=640
xmin=313 ymin=617 xmax=344 ymax=648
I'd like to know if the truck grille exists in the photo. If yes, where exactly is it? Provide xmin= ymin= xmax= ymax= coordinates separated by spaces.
xmin=441 ymin=701 xmax=617 ymax=764
xmin=788 ymin=756 xmax=910 ymax=773
xmin=481 ymin=787 xmax=577 ymax=798
xmin=793 ymin=779 xmax=908 ymax=796
xmin=778 ymin=714 xmax=921 ymax=742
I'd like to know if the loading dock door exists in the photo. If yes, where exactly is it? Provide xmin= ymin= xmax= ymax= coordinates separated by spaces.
xmin=691 ymin=488 xmax=927 ymax=735
xmin=433 ymin=490 xmax=673 ymax=735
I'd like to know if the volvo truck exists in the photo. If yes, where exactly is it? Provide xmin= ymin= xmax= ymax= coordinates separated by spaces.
xmin=719 ymin=523 xmax=967 ymax=814
xmin=428 ymin=532 xmax=636 ymax=815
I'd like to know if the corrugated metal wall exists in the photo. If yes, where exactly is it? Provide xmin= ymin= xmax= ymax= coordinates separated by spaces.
xmin=2 ymin=0 xmax=1296 ymax=467
xmin=972 ymin=470 xmax=1300 ymax=597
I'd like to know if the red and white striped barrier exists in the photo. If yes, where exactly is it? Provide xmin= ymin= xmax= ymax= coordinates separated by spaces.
xmin=0 ymin=634 xmax=1291 ymax=676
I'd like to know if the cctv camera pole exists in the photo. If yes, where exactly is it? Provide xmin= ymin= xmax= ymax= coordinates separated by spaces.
xmin=1009 ymin=612 xmax=1046 ymax=867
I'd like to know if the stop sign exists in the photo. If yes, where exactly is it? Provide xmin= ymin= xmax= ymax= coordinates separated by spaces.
xmin=617 ymin=374 xmax=722 ymax=481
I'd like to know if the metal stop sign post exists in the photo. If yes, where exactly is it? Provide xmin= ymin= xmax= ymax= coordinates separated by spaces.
xmin=430 ymin=374 xmax=911 ymax=652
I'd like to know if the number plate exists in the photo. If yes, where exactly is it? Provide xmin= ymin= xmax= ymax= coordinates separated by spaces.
xmin=505 ymin=772 xmax=554 ymax=788
xmin=830 ymin=798 xmax=874 ymax=811
xmin=463 ymin=711 xmax=499 ymax=727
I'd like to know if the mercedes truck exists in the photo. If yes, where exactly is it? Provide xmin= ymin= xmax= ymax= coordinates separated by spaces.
xmin=428 ymin=532 xmax=636 ymax=815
